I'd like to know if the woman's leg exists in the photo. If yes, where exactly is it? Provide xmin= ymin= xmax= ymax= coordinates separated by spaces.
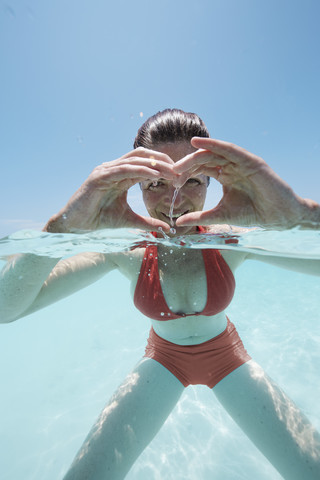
xmin=63 ymin=357 xmax=185 ymax=480
xmin=213 ymin=360 xmax=320 ymax=480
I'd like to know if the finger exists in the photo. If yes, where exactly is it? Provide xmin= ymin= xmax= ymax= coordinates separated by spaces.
xmin=175 ymin=207 xmax=228 ymax=227
xmin=191 ymin=137 xmax=243 ymax=156
xmin=97 ymin=163 xmax=177 ymax=183
xmin=121 ymin=147 xmax=175 ymax=165
xmin=109 ymin=156 xmax=178 ymax=176
xmin=172 ymin=166 xmax=221 ymax=188
xmin=103 ymin=157 xmax=175 ymax=171
xmin=172 ymin=162 xmax=223 ymax=188
xmin=173 ymin=150 xmax=228 ymax=174
xmin=187 ymin=165 xmax=222 ymax=180
xmin=191 ymin=137 xmax=264 ymax=167
xmin=125 ymin=210 xmax=171 ymax=232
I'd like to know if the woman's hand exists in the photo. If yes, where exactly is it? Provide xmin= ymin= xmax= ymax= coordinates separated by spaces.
xmin=174 ymin=137 xmax=319 ymax=229
xmin=44 ymin=148 xmax=177 ymax=233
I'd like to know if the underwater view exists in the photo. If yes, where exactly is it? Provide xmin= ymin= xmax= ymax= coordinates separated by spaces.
xmin=1 ymin=1 xmax=320 ymax=478
xmin=1 ymin=228 xmax=319 ymax=479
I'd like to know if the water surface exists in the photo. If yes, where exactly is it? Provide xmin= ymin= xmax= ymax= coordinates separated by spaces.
xmin=0 ymin=228 xmax=319 ymax=479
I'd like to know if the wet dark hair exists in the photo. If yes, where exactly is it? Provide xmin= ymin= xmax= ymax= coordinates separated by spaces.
xmin=134 ymin=108 xmax=210 ymax=149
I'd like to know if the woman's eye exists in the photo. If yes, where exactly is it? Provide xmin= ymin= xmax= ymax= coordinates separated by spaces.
xmin=186 ymin=178 xmax=201 ymax=185
xmin=147 ymin=180 xmax=164 ymax=190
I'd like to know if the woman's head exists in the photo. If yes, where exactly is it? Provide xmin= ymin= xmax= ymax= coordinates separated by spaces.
xmin=137 ymin=110 xmax=210 ymax=234
xmin=134 ymin=108 xmax=210 ymax=149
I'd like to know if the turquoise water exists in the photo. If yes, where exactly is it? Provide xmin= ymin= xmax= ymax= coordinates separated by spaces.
xmin=0 ymin=229 xmax=320 ymax=479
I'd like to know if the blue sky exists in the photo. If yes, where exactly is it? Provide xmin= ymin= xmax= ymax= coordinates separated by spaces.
xmin=1 ymin=0 xmax=319 ymax=237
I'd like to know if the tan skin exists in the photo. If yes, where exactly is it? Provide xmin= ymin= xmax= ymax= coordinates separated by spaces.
xmin=2 ymin=138 xmax=320 ymax=327
xmin=44 ymin=137 xmax=320 ymax=236
xmin=37 ymin=141 xmax=248 ymax=344
xmin=174 ymin=137 xmax=319 ymax=229
xmin=44 ymin=147 xmax=178 ymax=233
xmin=5 ymin=139 xmax=313 ymax=341
xmin=135 ymin=141 xmax=246 ymax=342
xmin=1 ymin=138 xmax=320 ymax=480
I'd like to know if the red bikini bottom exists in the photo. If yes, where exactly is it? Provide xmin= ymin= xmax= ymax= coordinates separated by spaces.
xmin=144 ymin=318 xmax=251 ymax=388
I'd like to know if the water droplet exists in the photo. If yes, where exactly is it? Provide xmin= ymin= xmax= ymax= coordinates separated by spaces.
xmin=158 ymin=226 xmax=169 ymax=239
xmin=160 ymin=312 xmax=165 ymax=316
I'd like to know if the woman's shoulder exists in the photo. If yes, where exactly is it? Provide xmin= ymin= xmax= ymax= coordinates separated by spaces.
xmin=202 ymin=225 xmax=252 ymax=271
xmin=204 ymin=224 xmax=255 ymax=234
xmin=110 ymin=248 xmax=145 ymax=280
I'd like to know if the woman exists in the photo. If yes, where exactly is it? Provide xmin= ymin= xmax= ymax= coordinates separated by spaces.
xmin=1 ymin=109 xmax=320 ymax=480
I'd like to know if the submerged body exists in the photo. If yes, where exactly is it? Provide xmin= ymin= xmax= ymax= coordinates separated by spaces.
xmin=1 ymin=109 xmax=320 ymax=479
xmin=61 ymin=238 xmax=320 ymax=480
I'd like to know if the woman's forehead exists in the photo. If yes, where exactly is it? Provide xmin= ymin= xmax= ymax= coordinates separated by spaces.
xmin=152 ymin=141 xmax=196 ymax=162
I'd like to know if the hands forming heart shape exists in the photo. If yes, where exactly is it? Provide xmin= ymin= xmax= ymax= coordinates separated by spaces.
xmin=44 ymin=137 xmax=314 ymax=233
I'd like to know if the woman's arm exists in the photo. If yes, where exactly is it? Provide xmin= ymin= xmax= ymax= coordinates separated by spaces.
xmin=0 ymin=252 xmax=117 ymax=323
xmin=174 ymin=137 xmax=320 ymax=229
xmin=0 ymin=146 xmax=179 ymax=324
xmin=245 ymin=252 xmax=320 ymax=276
xmin=45 ymin=147 xmax=177 ymax=233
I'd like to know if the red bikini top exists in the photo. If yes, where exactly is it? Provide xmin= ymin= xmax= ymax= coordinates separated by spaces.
xmin=133 ymin=227 xmax=236 ymax=321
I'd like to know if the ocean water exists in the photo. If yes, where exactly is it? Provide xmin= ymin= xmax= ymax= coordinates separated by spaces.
xmin=0 ymin=228 xmax=320 ymax=480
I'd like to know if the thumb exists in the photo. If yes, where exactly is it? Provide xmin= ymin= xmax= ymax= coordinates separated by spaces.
xmin=175 ymin=208 xmax=229 ymax=227
xmin=125 ymin=209 xmax=171 ymax=231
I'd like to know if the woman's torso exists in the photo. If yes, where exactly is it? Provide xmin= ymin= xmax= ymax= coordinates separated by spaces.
xmin=112 ymin=238 xmax=247 ymax=345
